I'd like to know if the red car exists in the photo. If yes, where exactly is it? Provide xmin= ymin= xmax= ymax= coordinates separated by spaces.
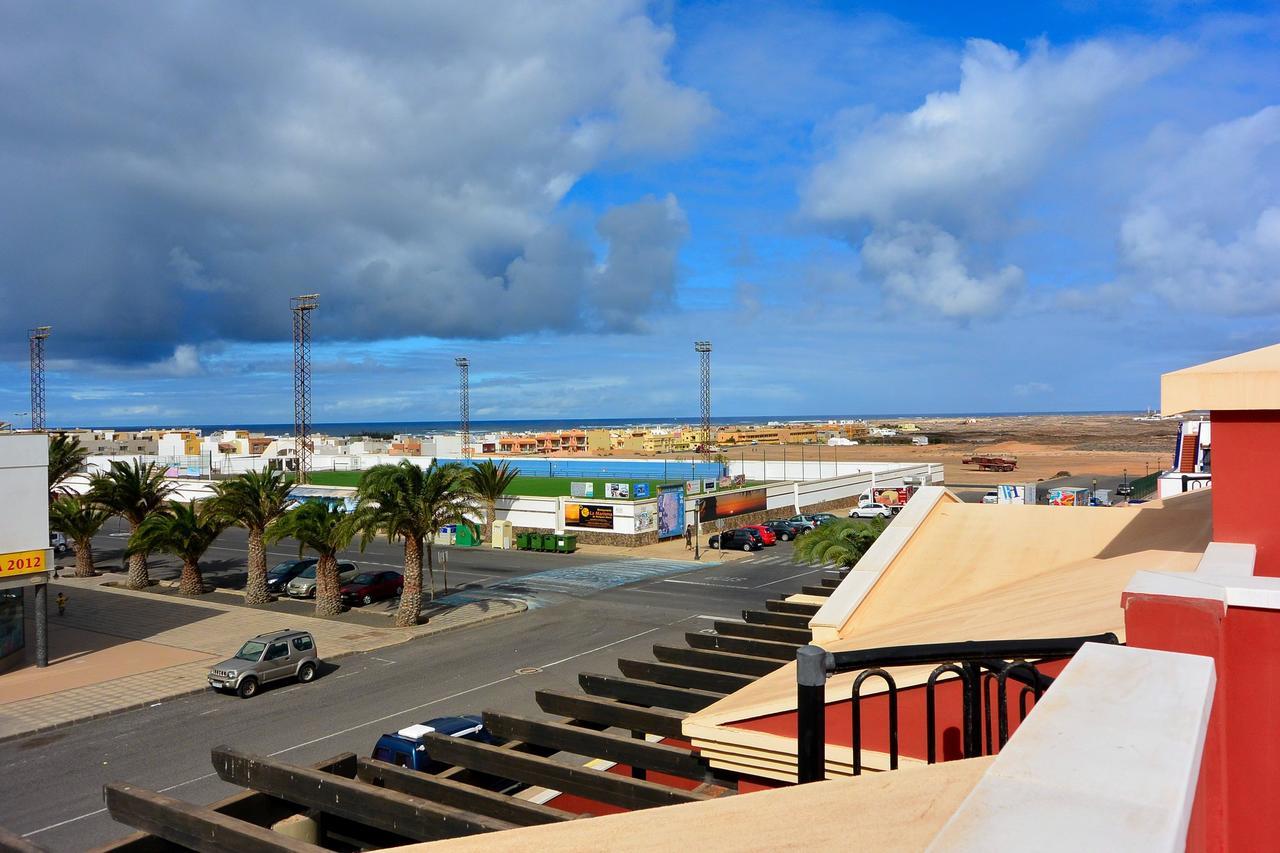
xmin=340 ymin=570 xmax=404 ymax=606
xmin=742 ymin=524 xmax=777 ymax=545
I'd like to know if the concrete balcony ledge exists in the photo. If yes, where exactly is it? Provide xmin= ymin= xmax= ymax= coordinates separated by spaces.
xmin=929 ymin=642 xmax=1215 ymax=852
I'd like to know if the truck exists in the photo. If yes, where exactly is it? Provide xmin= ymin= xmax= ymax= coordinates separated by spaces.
xmin=995 ymin=484 xmax=1037 ymax=505
xmin=372 ymin=715 xmax=496 ymax=772
xmin=1047 ymin=487 xmax=1092 ymax=507
xmin=859 ymin=486 xmax=915 ymax=513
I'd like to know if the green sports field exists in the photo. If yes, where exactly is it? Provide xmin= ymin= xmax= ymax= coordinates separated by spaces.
xmin=306 ymin=470 xmax=680 ymax=500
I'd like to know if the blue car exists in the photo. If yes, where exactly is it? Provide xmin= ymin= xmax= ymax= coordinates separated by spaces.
xmin=372 ymin=715 xmax=495 ymax=772
xmin=264 ymin=558 xmax=317 ymax=594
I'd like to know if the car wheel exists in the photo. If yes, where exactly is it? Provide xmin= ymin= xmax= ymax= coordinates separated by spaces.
xmin=395 ymin=587 xmax=403 ymax=597
xmin=308 ymin=587 xmax=316 ymax=599
xmin=237 ymin=677 xmax=258 ymax=699
xmin=297 ymin=662 xmax=316 ymax=683
xmin=780 ymin=533 xmax=791 ymax=541
xmin=361 ymin=594 xmax=372 ymax=606
xmin=742 ymin=542 xmax=752 ymax=552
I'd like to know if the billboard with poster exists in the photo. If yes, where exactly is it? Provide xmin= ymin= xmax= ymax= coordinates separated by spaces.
xmin=657 ymin=487 xmax=685 ymax=539
xmin=605 ymin=482 xmax=630 ymax=499
xmin=699 ymin=488 xmax=767 ymax=522
xmin=570 ymin=482 xmax=594 ymax=498
xmin=564 ymin=503 xmax=615 ymax=530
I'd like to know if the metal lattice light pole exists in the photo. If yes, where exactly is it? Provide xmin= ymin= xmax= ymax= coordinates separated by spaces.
xmin=455 ymin=357 xmax=470 ymax=459
xmin=29 ymin=326 xmax=51 ymax=432
xmin=291 ymin=294 xmax=318 ymax=484
xmin=695 ymin=341 xmax=712 ymax=469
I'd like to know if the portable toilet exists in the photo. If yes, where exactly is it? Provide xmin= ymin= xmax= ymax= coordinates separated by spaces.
xmin=491 ymin=520 xmax=513 ymax=549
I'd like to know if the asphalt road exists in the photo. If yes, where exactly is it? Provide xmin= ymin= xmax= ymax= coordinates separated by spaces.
xmin=2 ymin=541 xmax=818 ymax=850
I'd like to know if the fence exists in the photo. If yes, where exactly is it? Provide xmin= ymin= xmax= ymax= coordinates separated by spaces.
xmin=1128 ymin=471 xmax=1160 ymax=500
xmin=795 ymin=633 xmax=1118 ymax=783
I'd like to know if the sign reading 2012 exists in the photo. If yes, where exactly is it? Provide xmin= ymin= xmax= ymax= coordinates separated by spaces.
xmin=0 ymin=550 xmax=47 ymax=577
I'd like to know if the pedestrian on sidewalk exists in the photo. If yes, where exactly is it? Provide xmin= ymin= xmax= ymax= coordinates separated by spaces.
xmin=684 ymin=524 xmax=693 ymax=550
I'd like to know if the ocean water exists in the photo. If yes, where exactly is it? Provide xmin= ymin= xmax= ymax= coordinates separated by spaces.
xmin=100 ymin=411 xmax=1143 ymax=436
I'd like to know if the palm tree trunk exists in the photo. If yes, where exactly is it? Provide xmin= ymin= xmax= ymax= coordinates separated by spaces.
xmin=74 ymin=539 xmax=95 ymax=578
xmin=487 ymin=498 xmax=496 ymax=532
xmin=395 ymin=536 xmax=423 ymax=628
xmin=125 ymin=521 xmax=150 ymax=589
xmin=314 ymin=554 xmax=341 ymax=617
xmin=178 ymin=559 xmax=204 ymax=596
xmin=425 ymin=541 xmax=436 ymax=602
xmin=244 ymin=528 xmax=269 ymax=606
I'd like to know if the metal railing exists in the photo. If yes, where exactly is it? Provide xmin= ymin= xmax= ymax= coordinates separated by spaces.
xmin=795 ymin=633 xmax=1118 ymax=783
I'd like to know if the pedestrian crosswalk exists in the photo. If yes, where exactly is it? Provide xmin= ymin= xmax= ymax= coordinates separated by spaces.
xmin=428 ymin=558 xmax=717 ymax=610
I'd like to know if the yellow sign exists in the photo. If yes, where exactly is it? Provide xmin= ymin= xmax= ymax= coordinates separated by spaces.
xmin=0 ymin=549 xmax=50 ymax=579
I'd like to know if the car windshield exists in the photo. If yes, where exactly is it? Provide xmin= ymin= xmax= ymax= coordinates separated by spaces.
xmin=351 ymin=573 xmax=375 ymax=585
xmin=268 ymin=562 xmax=297 ymax=577
xmin=297 ymin=565 xmax=317 ymax=579
xmin=234 ymin=640 xmax=266 ymax=661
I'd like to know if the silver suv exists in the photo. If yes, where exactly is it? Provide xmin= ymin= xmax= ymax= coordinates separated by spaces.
xmin=208 ymin=629 xmax=320 ymax=698
xmin=286 ymin=561 xmax=358 ymax=598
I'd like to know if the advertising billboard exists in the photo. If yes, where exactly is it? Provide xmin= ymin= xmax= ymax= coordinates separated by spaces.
xmin=635 ymin=506 xmax=657 ymax=533
xmin=633 ymin=483 xmax=651 ymax=499
xmin=605 ymin=482 xmax=630 ymax=499
xmin=0 ymin=549 xmax=50 ymax=581
xmin=700 ymin=488 xmax=767 ymax=522
xmin=570 ymin=482 xmax=594 ymax=498
xmin=657 ymin=488 xmax=685 ymax=539
xmin=565 ymin=503 xmax=615 ymax=530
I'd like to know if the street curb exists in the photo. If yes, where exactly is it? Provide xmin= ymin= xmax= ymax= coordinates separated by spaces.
xmin=0 ymin=600 xmax=528 ymax=746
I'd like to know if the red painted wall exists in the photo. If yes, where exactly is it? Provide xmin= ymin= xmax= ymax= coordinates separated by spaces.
xmin=1210 ymin=411 xmax=1280 ymax=577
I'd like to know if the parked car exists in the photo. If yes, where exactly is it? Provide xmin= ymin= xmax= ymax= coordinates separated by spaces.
xmin=1115 ymin=481 xmax=1134 ymax=497
xmin=708 ymin=529 xmax=764 ymax=551
xmin=372 ymin=715 xmax=497 ymax=772
xmin=49 ymin=532 xmax=69 ymax=556
xmin=810 ymin=513 xmax=840 ymax=525
xmin=207 ymin=629 xmax=320 ymax=698
xmin=286 ymin=561 xmax=359 ymax=598
xmin=786 ymin=515 xmax=818 ymax=531
xmin=265 ymin=558 xmax=317 ymax=594
xmin=849 ymin=503 xmax=892 ymax=519
xmin=982 ymin=491 xmax=999 ymax=504
xmin=341 ymin=570 xmax=404 ymax=606
xmin=761 ymin=519 xmax=804 ymax=541
xmin=741 ymin=524 xmax=777 ymax=545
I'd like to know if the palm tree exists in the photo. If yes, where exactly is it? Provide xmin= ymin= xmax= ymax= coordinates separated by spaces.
xmin=48 ymin=432 xmax=89 ymax=500
xmin=128 ymin=500 xmax=228 ymax=596
xmin=211 ymin=469 xmax=293 ymax=606
xmin=354 ymin=461 xmax=479 ymax=627
xmin=793 ymin=517 xmax=887 ymax=569
xmin=266 ymin=502 xmax=356 ymax=617
xmin=467 ymin=459 xmax=518 ymax=529
xmin=49 ymin=495 xmax=111 ymax=578
xmin=88 ymin=460 xmax=175 ymax=589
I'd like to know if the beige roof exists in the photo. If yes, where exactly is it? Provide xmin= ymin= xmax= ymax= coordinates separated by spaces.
xmin=1162 ymin=341 xmax=1280 ymax=414
xmin=393 ymin=757 xmax=993 ymax=853
xmin=684 ymin=489 xmax=1212 ymax=774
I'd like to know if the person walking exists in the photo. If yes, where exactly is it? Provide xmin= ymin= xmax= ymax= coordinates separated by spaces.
xmin=684 ymin=524 xmax=693 ymax=550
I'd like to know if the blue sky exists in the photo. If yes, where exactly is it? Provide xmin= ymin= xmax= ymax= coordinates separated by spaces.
xmin=1 ymin=1 xmax=1277 ymax=427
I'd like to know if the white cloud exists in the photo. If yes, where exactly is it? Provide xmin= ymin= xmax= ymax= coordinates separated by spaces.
xmin=860 ymin=221 xmax=1024 ymax=318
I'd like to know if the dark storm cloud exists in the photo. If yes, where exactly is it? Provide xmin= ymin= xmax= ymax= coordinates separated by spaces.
xmin=0 ymin=1 xmax=709 ymax=362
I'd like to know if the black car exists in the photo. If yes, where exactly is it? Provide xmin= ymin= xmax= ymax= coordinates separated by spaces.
xmin=761 ymin=519 xmax=805 ymax=541
xmin=708 ymin=529 xmax=764 ymax=551
xmin=264 ymin=558 xmax=317 ymax=594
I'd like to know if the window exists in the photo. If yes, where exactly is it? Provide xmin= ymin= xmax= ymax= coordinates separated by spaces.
xmin=392 ymin=751 xmax=411 ymax=768
xmin=291 ymin=635 xmax=313 ymax=652
xmin=265 ymin=642 xmax=288 ymax=661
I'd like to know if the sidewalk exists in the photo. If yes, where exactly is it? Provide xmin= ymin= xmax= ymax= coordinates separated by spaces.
xmin=0 ymin=577 xmax=524 ymax=741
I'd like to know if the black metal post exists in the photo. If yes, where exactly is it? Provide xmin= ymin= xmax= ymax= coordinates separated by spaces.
xmin=694 ymin=499 xmax=701 ymax=561
xmin=796 ymin=645 xmax=829 ymax=783
xmin=962 ymin=661 xmax=982 ymax=757
xmin=34 ymin=582 xmax=48 ymax=667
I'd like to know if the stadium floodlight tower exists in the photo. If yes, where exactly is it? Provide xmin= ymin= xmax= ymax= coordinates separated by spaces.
xmin=29 ymin=326 xmax=51 ymax=432
xmin=455 ymin=357 xmax=471 ymax=459
xmin=695 ymin=341 xmax=712 ymax=467
xmin=291 ymin=294 xmax=319 ymax=484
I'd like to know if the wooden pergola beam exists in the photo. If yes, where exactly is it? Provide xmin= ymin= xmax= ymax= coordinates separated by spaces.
xmin=356 ymin=758 xmax=576 ymax=826
xmin=578 ymin=673 xmax=724 ymax=713
xmin=534 ymin=689 xmax=688 ymax=739
xmin=481 ymin=712 xmax=711 ymax=783
xmin=102 ymin=784 xmax=322 ymax=853
xmin=211 ymin=746 xmax=515 ymax=841
xmin=684 ymin=632 xmax=800 ymax=661
xmin=416 ymin=732 xmax=709 ymax=811
xmin=711 ymin=621 xmax=813 ymax=645
xmin=651 ymin=644 xmax=782 ymax=677
xmin=741 ymin=609 xmax=811 ymax=630
xmin=764 ymin=599 xmax=821 ymax=616
xmin=616 ymin=659 xmax=755 ymax=694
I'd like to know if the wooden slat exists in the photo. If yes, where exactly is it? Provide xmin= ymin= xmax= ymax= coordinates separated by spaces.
xmin=482 ymin=712 xmax=711 ymax=783
xmin=741 ymin=609 xmax=811 ymax=630
xmin=211 ymin=746 xmax=515 ymax=841
xmin=535 ymin=690 xmax=688 ymax=739
xmin=356 ymin=758 xmax=575 ymax=827
xmin=103 ymin=784 xmax=321 ymax=853
xmin=800 ymin=585 xmax=834 ymax=598
xmin=765 ymin=599 xmax=821 ymax=616
xmin=95 ymin=753 xmax=358 ymax=853
xmin=417 ymin=732 xmax=708 ymax=811
xmin=684 ymin=632 xmax=800 ymax=661
xmin=617 ymin=659 xmax=755 ymax=694
xmin=652 ymin=644 xmax=782 ymax=677
xmin=0 ymin=824 xmax=46 ymax=853
xmin=820 ymin=577 xmax=841 ymax=588
xmin=578 ymin=673 xmax=724 ymax=713
xmin=711 ymin=621 xmax=812 ymax=645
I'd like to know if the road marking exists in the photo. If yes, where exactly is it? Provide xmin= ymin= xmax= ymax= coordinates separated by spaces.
xmin=751 ymin=567 xmax=826 ymax=588
xmin=695 ymin=614 xmax=739 ymax=622
xmin=660 ymin=579 xmax=752 ymax=590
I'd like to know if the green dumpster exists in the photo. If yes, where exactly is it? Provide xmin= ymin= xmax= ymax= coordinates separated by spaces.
xmin=540 ymin=533 xmax=558 ymax=552
xmin=516 ymin=532 xmax=530 ymax=550
xmin=456 ymin=525 xmax=477 ymax=547
xmin=556 ymin=534 xmax=577 ymax=554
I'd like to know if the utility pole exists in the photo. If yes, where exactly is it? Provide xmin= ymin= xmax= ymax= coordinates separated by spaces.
xmin=455 ymin=357 xmax=470 ymax=459
xmin=29 ymin=326 xmax=51 ymax=432
xmin=291 ymin=294 xmax=318 ymax=484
